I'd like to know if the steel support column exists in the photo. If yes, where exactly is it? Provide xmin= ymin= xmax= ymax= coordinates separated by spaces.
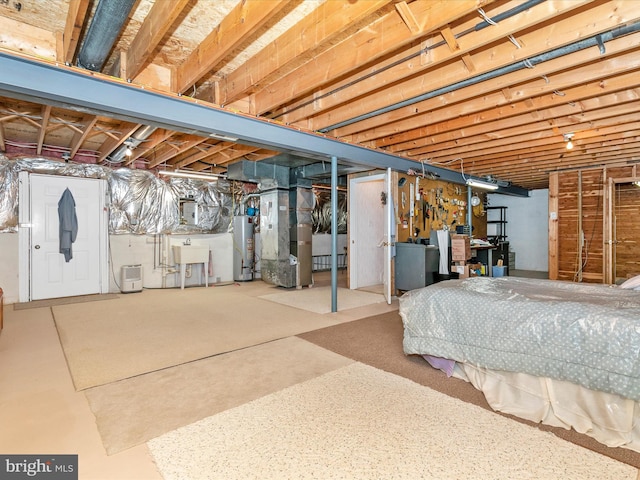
xmin=331 ymin=155 xmax=338 ymax=313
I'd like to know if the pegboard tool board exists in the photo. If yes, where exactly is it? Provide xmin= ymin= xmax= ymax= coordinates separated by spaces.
xmin=395 ymin=174 xmax=471 ymax=243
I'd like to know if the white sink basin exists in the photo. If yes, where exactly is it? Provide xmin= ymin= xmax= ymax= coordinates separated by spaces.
xmin=172 ymin=245 xmax=209 ymax=264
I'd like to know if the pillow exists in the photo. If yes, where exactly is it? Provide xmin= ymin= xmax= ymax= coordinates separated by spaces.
xmin=620 ymin=275 xmax=640 ymax=290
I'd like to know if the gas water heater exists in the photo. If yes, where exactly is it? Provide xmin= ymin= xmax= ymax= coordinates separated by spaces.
xmin=233 ymin=215 xmax=254 ymax=281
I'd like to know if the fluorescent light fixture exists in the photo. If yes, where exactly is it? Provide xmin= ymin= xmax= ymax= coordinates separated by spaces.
xmin=466 ymin=178 xmax=499 ymax=190
xmin=208 ymin=132 xmax=239 ymax=142
xmin=159 ymin=169 xmax=226 ymax=181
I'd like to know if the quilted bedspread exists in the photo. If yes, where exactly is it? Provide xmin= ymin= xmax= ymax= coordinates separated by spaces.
xmin=400 ymin=277 xmax=640 ymax=401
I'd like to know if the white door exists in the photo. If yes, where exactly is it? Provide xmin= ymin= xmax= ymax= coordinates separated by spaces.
xmin=29 ymin=174 xmax=107 ymax=300
xmin=383 ymin=168 xmax=393 ymax=304
xmin=349 ymin=173 xmax=392 ymax=303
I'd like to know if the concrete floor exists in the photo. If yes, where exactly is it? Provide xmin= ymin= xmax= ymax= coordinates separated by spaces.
xmin=0 ymin=270 xmax=363 ymax=480
xmin=0 ymin=302 xmax=163 ymax=479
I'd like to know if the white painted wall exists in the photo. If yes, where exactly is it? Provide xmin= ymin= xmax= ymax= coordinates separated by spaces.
xmin=487 ymin=189 xmax=549 ymax=272
xmin=0 ymin=232 xmax=234 ymax=304
xmin=0 ymin=233 xmax=19 ymax=304
xmin=109 ymin=233 xmax=233 ymax=291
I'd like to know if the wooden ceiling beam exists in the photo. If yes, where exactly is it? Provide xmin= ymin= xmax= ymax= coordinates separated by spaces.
xmin=175 ymin=0 xmax=290 ymax=94
xmin=440 ymin=26 xmax=460 ymax=52
xmin=303 ymin=0 xmax=636 ymax=131
xmin=36 ymin=105 xmax=51 ymax=155
xmin=254 ymin=0 xmax=497 ymax=117
xmin=62 ymin=0 xmax=91 ymax=64
xmin=429 ymin=122 xmax=640 ymax=168
xmin=395 ymin=1 xmax=421 ymax=35
xmin=392 ymin=77 xmax=640 ymax=155
xmin=273 ymin=0 xmax=592 ymax=125
xmin=368 ymin=52 xmax=640 ymax=151
xmin=342 ymin=33 xmax=640 ymax=143
xmin=429 ymin=127 xmax=640 ymax=173
xmin=464 ymin=144 xmax=640 ymax=180
xmin=147 ymin=137 xmax=208 ymax=168
xmin=221 ymin=0 xmax=392 ymax=104
xmin=123 ymin=129 xmax=174 ymax=166
xmin=403 ymin=100 xmax=640 ymax=159
xmin=5 ymin=108 xmax=42 ymax=130
xmin=173 ymin=143 xmax=229 ymax=169
xmin=204 ymin=144 xmax=264 ymax=167
xmin=69 ymin=115 xmax=98 ymax=158
xmin=96 ymin=123 xmax=141 ymax=164
xmin=124 ymin=0 xmax=190 ymax=82
xmin=411 ymin=134 xmax=640 ymax=189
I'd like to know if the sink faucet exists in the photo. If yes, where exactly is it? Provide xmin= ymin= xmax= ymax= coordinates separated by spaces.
xmin=184 ymin=238 xmax=191 ymax=245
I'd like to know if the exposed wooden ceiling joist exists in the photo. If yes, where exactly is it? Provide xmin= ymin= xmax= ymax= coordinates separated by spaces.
xmin=0 ymin=0 xmax=638 ymax=192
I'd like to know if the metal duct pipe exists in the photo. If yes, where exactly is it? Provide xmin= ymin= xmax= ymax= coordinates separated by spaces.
xmin=320 ymin=21 xmax=640 ymax=132
xmin=109 ymin=125 xmax=157 ymax=163
xmin=77 ymin=0 xmax=137 ymax=71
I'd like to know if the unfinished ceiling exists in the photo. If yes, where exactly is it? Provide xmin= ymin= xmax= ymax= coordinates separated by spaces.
xmin=0 ymin=0 xmax=639 ymax=191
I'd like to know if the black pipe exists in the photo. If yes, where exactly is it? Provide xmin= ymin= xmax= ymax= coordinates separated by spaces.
xmin=319 ymin=20 xmax=640 ymax=133
xmin=272 ymin=0 xmax=544 ymax=120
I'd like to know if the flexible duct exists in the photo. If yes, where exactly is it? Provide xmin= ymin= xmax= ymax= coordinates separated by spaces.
xmin=108 ymin=125 xmax=157 ymax=164
xmin=77 ymin=0 xmax=137 ymax=71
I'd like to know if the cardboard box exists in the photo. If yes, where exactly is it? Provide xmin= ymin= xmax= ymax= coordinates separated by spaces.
xmin=451 ymin=235 xmax=471 ymax=261
xmin=454 ymin=264 xmax=469 ymax=278
xmin=469 ymin=263 xmax=483 ymax=276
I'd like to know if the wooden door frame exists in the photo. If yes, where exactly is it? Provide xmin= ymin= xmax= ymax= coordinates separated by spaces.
xmin=604 ymin=172 xmax=640 ymax=284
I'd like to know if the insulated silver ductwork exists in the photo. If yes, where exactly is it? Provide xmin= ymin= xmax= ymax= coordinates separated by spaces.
xmin=109 ymin=125 xmax=157 ymax=164
xmin=77 ymin=0 xmax=137 ymax=71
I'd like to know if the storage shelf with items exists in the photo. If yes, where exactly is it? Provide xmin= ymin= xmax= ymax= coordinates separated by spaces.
xmin=486 ymin=206 xmax=507 ymax=244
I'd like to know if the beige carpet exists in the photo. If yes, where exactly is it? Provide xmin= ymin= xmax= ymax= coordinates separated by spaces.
xmin=259 ymin=286 xmax=385 ymax=314
xmin=85 ymin=336 xmax=353 ymax=455
xmin=52 ymin=287 xmax=345 ymax=390
xmin=299 ymin=311 xmax=640 ymax=469
xmin=148 ymin=363 xmax=636 ymax=480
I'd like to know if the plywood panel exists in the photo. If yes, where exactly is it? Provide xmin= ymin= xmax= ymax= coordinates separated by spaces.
xmin=556 ymin=165 xmax=637 ymax=284
xmin=613 ymin=182 xmax=640 ymax=281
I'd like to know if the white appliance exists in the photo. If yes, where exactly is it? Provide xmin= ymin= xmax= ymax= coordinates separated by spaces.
xmin=233 ymin=215 xmax=254 ymax=281
xmin=121 ymin=264 xmax=143 ymax=293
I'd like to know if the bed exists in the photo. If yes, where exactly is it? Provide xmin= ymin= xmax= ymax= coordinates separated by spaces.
xmin=399 ymin=276 xmax=640 ymax=452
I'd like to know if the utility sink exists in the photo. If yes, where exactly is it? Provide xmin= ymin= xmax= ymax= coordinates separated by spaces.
xmin=172 ymin=244 xmax=209 ymax=264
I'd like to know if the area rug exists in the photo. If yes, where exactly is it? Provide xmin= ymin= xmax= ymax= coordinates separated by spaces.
xmin=148 ymin=363 xmax=636 ymax=480
xmin=85 ymin=337 xmax=353 ymax=455
xmin=298 ymin=311 xmax=640 ymax=469
xmin=52 ymin=287 xmax=343 ymax=390
xmin=259 ymin=286 xmax=384 ymax=314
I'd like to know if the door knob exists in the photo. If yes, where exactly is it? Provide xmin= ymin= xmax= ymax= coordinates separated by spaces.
xmin=34 ymin=245 xmax=40 ymax=249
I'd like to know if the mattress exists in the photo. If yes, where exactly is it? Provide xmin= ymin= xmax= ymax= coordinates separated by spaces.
xmin=400 ymin=277 xmax=640 ymax=401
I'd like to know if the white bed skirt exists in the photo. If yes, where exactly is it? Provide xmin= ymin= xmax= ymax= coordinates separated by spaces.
xmin=453 ymin=363 xmax=640 ymax=453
